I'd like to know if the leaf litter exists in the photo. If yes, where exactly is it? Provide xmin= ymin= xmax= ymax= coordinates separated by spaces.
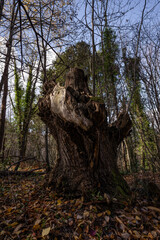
xmin=0 ymin=173 xmax=160 ymax=239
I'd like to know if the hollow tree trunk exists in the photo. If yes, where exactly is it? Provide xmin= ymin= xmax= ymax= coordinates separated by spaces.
xmin=38 ymin=68 xmax=132 ymax=197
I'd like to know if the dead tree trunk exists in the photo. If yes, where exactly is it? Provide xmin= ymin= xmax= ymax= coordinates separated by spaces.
xmin=38 ymin=68 xmax=132 ymax=197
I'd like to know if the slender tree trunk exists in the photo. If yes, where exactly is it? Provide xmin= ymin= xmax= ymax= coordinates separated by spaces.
xmin=112 ymin=80 xmax=118 ymax=117
xmin=38 ymin=68 xmax=132 ymax=197
xmin=14 ymin=61 xmax=39 ymax=171
xmin=39 ymin=4 xmax=51 ymax=171
xmin=1 ymin=132 xmax=5 ymax=164
xmin=45 ymin=126 xmax=50 ymax=171
xmin=0 ymin=0 xmax=4 ymax=20
xmin=0 ymin=72 xmax=8 ymax=152
xmin=15 ymin=129 xmax=27 ymax=171
xmin=0 ymin=1 xmax=17 ymax=152
xmin=91 ymin=0 xmax=96 ymax=96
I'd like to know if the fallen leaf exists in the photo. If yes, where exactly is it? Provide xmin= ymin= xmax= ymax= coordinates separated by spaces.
xmin=104 ymin=216 xmax=110 ymax=222
xmin=33 ymin=224 xmax=40 ymax=230
xmin=7 ymin=207 xmax=13 ymax=213
xmin=115 ymin=217 xmax=129 ymax=231
xmin=75 ymin=199 xmax=83 ymax=207
xmin=81 ymin=196 xmax=84 ymax=202
xmin=9 ymin=222 xmax=18 ymax=227
xmin=83 ymin=211 xmax=89 ymax=218
xmin=68 ymin=218 xmax=74 ymax=226
xmin=44 ymin=211 xmax=49 ymax=216
xmin=13 ymin=224 xmax=23 ymax=234
xmin=57 ymin=199 xmax=62 ymax=205
xmin=133 ymin=230 xmax=141 ymax=238
xmin=147 ymin=206 xmax=160 ymax=213
xmin=0 ymin=231 xmax=6 ymax=236
xmin=84 ymin=225 xmax=89 ymax=233
xmin=106 ymin=210 xmax=111 ymax=215
xmin=77 ymin=214 xmax=83 ymax=220
xmin=109 ymin=233 xmax=115 ymax=239
xmin=34 ymin=219 xmax=41 ymax=226
xmin=151 ymin=231 xmax=157 ymax=238
xmin=97 ymin=212 xmax=103 ymax=217
xmin=104 ymin=193 xmax=110 ymax=204
xmin=42 ymin=227 xmax=51 ymax=237
xmin=69 ymin=220 xmax=73 ymax=226
xmin=121 ymin=232 xmax=130 ymax=239
xmin=148 ymin=232 xmax=153 ymax=239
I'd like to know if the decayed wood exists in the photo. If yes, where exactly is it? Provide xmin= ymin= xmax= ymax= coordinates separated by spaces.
xmin=38 ymin=68 xmax=132 ymax=196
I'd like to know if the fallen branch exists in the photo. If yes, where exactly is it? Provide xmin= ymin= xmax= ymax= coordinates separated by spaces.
xmin=7 ymin=157 xmax=36 ymax=170
xmin=0 ymin=155 xmax=20 ymax=158
xmin=0 ymin=169 xmax=46 ymax=177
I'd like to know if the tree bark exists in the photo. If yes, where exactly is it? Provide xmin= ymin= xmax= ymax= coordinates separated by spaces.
xmin=0 ymin=0 xmax=4 ymax=21
xmin=0 ymin=1 xmax=18 ymax=152
xmin=38 ymin=68 xmax=132 ymax=197
xmin=45 ymin=125 xmax=50 ymax=172
xmin=91 ymin=0 xmax=96 ymax=96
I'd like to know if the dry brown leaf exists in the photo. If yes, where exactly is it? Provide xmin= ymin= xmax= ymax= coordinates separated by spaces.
xmin=34 ymin=219 xmax=41 ymax=226
xmin=121 ymin=232 xmax=130 ymax=239
xmin=0 ymin=231 xmax=6 ymax=236
xmin=133 ymin=230 xmax=141 ymax=238
xmin=77 ymin=214 xmax=83 ymax=220
xmin=105 ymin=210 xmax=111 ymax=215
xmin=154 ymin=227 xmax=160 ymax=234
xmin=57 ymin=199 xmax=62 ymax=205
xmin=135 ymin=216 xmax=141 ymax=221
xmin=97 ymin=212 xmax=103 ymax=217
xmin=9 ymin=222 xmax=18 ymax=227
xmin=151 ymin=231 xmax=157 ymax=238
xmin=104 ymin=215 xmax=110 ymax=223
xmin=83 ymin=211 xmax=89 ymax=218
xmin=13 ymin=224 xmax=23 ymax=234
xmin=104 ymin=193 xmax=111 ymax=204
xmin=147 ymin=206 xmax=160 ymax=213
xmin=84 ymin=225 xmax=89 ymax=233
xmin=115 ymin=216 xmax=129 ymax=231
xmin=42 ymin=227 xmax=51 ymax=237
xmin=148 ymin=232 xmax=154 ymax=239
xmin=68 ymin=219 xmax=74 ymax=226
xmin=33 ymin=224 xmax=41 ymax=230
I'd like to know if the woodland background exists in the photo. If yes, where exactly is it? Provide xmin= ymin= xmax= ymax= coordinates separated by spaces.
xmin=0 ymin=0 xmax=160 ymax=175
xmin=1 ymin=1 xmax=160 ymax=239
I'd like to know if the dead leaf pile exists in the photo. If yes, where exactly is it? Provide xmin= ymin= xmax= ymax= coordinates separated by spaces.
xmin=0 ymin=174 xmax=160 ymax=239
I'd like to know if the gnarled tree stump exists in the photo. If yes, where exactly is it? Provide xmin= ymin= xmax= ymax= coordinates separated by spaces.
xmin=38 ymin=68 xmax=132 ymax=197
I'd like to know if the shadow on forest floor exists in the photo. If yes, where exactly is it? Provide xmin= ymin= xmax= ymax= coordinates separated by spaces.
xmin=0 ymin=171 xmax=160 ymax=239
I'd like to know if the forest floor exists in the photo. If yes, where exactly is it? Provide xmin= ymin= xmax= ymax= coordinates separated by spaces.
xmin=0 ymin=171 xmax=160 ymax=240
